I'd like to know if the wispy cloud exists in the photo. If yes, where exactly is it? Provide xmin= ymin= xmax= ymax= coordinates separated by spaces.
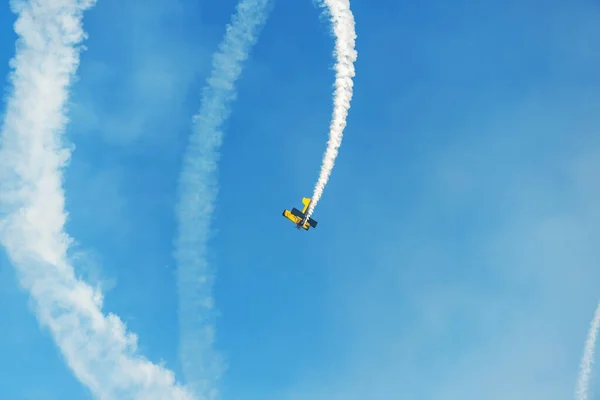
xmin=575 ymin=301 xmax=600 ymax=400
xmin=0 ymin=1 xmax=195 ymax=399
xmin=174 ymin=0 xmax=271 ymax=398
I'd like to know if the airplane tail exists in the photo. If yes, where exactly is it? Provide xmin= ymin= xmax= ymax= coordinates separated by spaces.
xmin=301 ymin=197 xmax=311 ymax=213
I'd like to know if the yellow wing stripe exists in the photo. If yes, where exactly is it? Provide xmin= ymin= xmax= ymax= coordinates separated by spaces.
xmin=283 ymin=209 xmax=301 ymax=224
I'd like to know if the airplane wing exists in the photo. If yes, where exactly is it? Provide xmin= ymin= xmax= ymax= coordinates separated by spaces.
xmin=282 ymin=209 xmax=301 ymax=224
xmin=291 ymin=207 xmax=318 ymax=229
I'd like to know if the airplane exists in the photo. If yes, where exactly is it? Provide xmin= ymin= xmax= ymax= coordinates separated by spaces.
xmin=282 ymin=197 xmax=318 ymax=231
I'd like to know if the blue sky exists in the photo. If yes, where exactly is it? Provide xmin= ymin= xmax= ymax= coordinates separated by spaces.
xmin=1 ymin=0 xmax=600 ymax=399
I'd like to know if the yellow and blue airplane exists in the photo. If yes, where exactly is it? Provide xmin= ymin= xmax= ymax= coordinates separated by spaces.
xmin=282 ymin=197 xmax=318 ymax=231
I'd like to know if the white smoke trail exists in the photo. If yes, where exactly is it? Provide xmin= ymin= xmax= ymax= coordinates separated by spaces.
xmin=575 ymin=301 xmax=600 ymax=400
xmin=174 ymin=0 xmax=271 ymax=398
xmin=0 ymin=1 xmax=196 ymax=399
xmin=304 ymin=0 xmax=357 ymax=220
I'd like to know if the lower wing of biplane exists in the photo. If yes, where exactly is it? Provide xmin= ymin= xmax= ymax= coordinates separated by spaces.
xmin=282 ymin=197 xmax=318 ymax=231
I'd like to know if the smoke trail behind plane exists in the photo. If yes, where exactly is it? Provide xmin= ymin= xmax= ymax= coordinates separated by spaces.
xmin=575 ymin=301 xmax=600 ymax=400
xmin=0 ymin=1 xmax=195 ymax=399
xmin=174 ymin=0 xmax=271 ymax=398
xmin=304 ymin=0 xmax=357 ymax=220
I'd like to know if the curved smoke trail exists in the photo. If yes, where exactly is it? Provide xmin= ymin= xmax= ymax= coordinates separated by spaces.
xmin=174 ymin=1 xmax=271 ymax=398
xmin=305 ymin=0 xmax=357 ymax=220
xmin=0 ymin=1 xmax=195 ymax=399
xmin=575 ymin=301 xmax=600 ymax=400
